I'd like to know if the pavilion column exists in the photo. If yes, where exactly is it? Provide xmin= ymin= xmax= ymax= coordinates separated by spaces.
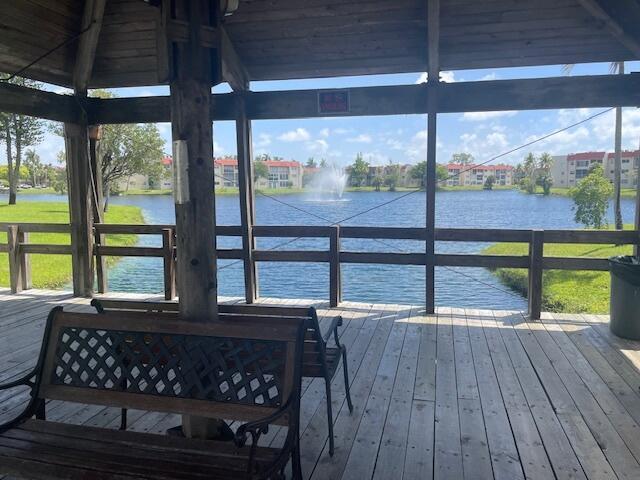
xmin=425 ymin=0 xmax=440 ymax=314
xmin=64 ymin=121 xmax=94 ymax=297
xmin=236 ymin=96 xmax=258 ymax=303
xmin=167 ymin=0 xmax=221 ymax=438
xmin=89 ymin=125 xmax=107 ymax=293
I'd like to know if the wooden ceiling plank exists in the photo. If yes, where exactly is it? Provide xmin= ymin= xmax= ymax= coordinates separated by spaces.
xmin=220 ymin=25 xmax=250 ymax=91
xmin=576 ymin=0 xmax=640 ymax=57
xmin=427 ymin=0 xmax=439 ymax=78
xmin=73 ymin=0 xmax=107 ymax=95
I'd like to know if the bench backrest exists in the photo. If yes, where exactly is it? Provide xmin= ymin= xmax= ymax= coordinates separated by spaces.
xmin=36 ymin=308 xmax=304 ymax=425
xmin=92 ymin=299 xmax=324 ymax=350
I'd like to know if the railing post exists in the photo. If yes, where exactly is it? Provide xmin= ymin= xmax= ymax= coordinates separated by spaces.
xmin=20 ymin=231 xmax=31 ymax=290
xmin=528 ymin=230 xmax=544 ymax=320
xmin=330 ymin=225 xmax=341 ymax=307
xmin=7 ymin=225 xmax=29 ymax=293
xmin=95 ymin=229 xmax=108 ymax=294
xmin=162 ymin=228 xmax=177 ymax=300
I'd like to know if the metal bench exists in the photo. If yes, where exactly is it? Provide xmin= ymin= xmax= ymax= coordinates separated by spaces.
xmin=0 ymin=307 xmax=305 ymax=479
xmin=91 ymin=298 xmax=354 ymax=456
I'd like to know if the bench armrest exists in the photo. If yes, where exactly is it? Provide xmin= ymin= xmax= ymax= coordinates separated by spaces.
xmin=234 ymin=394 xmax=299 ymax=477
xmin=0 ymin=370 xmax=40 ymax=431
xmin=322 ymin=315 xmax=343 ymax=345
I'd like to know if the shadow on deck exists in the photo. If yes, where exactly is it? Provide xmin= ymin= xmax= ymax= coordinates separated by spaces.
xmin=1 ymin=288 xmax=640 ymax=479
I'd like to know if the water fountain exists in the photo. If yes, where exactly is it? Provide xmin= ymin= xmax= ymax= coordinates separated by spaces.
xmin=306 ymin=165 xmax=349 ymax=202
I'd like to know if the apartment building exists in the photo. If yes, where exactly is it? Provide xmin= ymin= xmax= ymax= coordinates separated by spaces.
xmin=444 ymin=163 xmax=514 ymax=186
xmin=214 ymin=157 xmax=303 ymax=189
xmin=551 ymin=151 xmax=640 ymax=187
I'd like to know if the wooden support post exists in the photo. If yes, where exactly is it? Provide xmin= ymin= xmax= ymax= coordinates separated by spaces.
xmin=236 ymin=97 xmax=258 ymax=303
xmin=528 ymin=230 xmax=544 ymax=320
xmin=635 ymin=151 xmax=640 ymax=258
xmin=330 ymin=225 xmax=341 ymax=307
xmin=8 ymin=226 xmax=24 ymax=294
xmin=89 ymin=125 xmax=107 ymax=293
xmin=162 ymin=228 xmax=177 ymax=300
xmin=20 ymin=231 xmax=31 ymax=291
xmin=169 ymin=0 xmax=220 ymax=322
xmin=425 ymin=0 xmax=440 ymax=314
xmin=64 ymin=122 xmax=94 ymax=297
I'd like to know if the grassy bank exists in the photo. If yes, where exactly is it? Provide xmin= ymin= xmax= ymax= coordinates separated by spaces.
xmin=0 ymin=202 xmax=143 ymax=289
xmin=548 ymin=187 xmax=637 ymax=198
xmin=484 ymin=227 xmax=635 ymax=313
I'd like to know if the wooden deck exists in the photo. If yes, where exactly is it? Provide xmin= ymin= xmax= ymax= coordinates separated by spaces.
xmin=1 ymin=289 xmax=640 ymax=479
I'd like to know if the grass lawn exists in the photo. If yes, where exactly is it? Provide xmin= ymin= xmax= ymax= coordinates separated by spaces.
xmin=549 ymin=186 xmax=637 ymax=198
xmin=0 ymin=202 xmax=143 ymax=289
xmin=484 ymin=227 xmax=635 ymax=313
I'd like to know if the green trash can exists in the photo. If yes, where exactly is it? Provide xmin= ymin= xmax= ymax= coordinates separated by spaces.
xmin=609 ymin=256 xmax=640 ymax=340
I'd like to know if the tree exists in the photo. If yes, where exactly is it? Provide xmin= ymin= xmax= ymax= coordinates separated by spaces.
xmin=253 ymin=159 xmax=269 ymax=183
xmin=564 ymin=62 xmax=624 ymax=229
xmin=384 ymin=163 xmax=400 ymax=191
xmin=349 ymin=153 xmax=369 ymax=186
xmin=371 ymin=174 xmax=383 ymax=191
xmin=537 ymin=152 xmax=554 ymax=195
xmin=538 ymin=174 xmax=553 ymax=195
xmin=99 ymin=123 xmax=164 ymax=210
xmin=436 ymin=164 xmax=449 ymax=182
xmin=305 ymin=157 xmax=317 ymax=168
xmin=410 ymin=161 xmax=427 ymax=187
xmin=569 ymin=165 xmax=613 ymax=229
xmin=50 ymin=151 xmax=67 ymax=194
xmin=483 ymin=175 xmax=495 ymax=190
xmin=319 ymin=158 xmax=327 ymax=168
xmin=0 ymin=77 xmax=45 ymax=204
xmin=23 ymin=149 xmax=44 ymax=187
xmin=451 ymin=152 xmax=474 ymax=165
xmin=521 ymin=152 xmax=537 ymax=193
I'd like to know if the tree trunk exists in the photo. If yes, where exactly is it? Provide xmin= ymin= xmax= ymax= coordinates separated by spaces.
xmin=614 ymin=62 xmax=624 ymax=230
xmin=5 ymin=117 xmax=15 ymax=205
xmin=11 ymin=121 xmax=22 ymax=206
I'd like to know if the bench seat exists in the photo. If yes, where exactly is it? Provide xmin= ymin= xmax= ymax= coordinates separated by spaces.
xmin=0 ymin=419 xmax=282 ymax=479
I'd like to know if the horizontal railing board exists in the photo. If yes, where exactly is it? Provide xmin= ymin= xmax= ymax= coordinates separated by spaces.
xmin=252 ymin=225 xmax=334 ymax=237
xmin=94 ymin=224 xmax=242 ymax=236
xmin=340 ymin=226 xmax=426 ymax=240
xmin=95 ymin=246 xmax=165 ymax=257
xmin=435 ymin=228 xmax=531 ymax=242
xmin=542 ymin=257 xmax=610 ymax=271
xmin=543 ymin=230 xmax=640 ymax=244
xmin=21 ymin=244 xmax=72 ymax=255
xmin=217 ymin=249 xmax=244 ymax=260
xmin=0 ymin=244 xmax=8 ymax=253
xmin=0 ymin=223 xmax=71 ymax=233
xmin=436 ymin=254 xmax=529 ymax=268
xmin=340 ymin=252 xmax=426 ymax=265
xmin=254 ymin=250 xmax=330 ymax=263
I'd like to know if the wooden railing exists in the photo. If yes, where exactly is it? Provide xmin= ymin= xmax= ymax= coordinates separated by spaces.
xmin=2 ymin=222 xmax=639 ymax=318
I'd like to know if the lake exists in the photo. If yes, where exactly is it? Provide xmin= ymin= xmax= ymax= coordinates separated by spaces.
xmin=3 ymin=189 xmax=637 ymax=310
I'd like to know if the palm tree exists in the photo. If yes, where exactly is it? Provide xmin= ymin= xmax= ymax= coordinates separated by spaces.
xmin=564 ymin=62 xmax=624 ymax=229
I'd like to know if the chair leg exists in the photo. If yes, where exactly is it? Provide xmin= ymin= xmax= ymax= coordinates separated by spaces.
xmin=325 ymin=376 xmax=335 ymax=456
xmin=292 ymin=442 xmax=303 ymax=480
xmin=120 ymin=408 xmax=128 ymax=430
xmin=35 ymin=399 xmax=46 ymax=420
xmin=342 ymin=347 xmax=353 ymax=413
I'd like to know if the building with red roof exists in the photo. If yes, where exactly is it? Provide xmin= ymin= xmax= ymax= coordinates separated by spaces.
xmin=551 ymin=150 xmax=639 ymax=187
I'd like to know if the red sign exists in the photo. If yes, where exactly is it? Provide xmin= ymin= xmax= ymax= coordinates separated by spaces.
xmin=318 ymin=90 xmax=350 ymax=114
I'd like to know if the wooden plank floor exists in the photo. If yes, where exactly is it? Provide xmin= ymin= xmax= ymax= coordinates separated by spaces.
xmin=1 ymin=288 xmax=640 ymax=479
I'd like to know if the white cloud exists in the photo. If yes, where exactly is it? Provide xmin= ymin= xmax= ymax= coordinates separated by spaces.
xmin=319 ymin=128 xmax=330 ymax=138
xmin=213 ymin=141 xmax=224 ymax=154
xmin=347 ymin=133 xmax=372 ymax=143
xmin=333 ymin=128 xmax=351 ymax=135
xmin=278 ymin=128 xmax=310 ymax=142
xmin=256 ymin=133 xmax=271 ymax=148
xmin=462 ymin=111 xmax=517 ymax=121
xmin=479 ymin=72 xmax=498 ymax=81
xmin=415 ymin=70 xmax=456 ymax=84
xmin=307 ymin=139 xmax=329 ymax=153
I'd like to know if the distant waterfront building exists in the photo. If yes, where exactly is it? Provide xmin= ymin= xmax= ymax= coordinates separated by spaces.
xmin=444 ymin=163 xmax=514 ymax=186
xmin=214 ymin=157 xmax=303 ymax=189
xmin=550 ymin=151 xmax=640 ymax=188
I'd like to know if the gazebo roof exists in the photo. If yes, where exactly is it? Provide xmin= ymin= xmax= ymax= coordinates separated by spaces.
xmin=2 ymin=0 xmax=640 ymax=89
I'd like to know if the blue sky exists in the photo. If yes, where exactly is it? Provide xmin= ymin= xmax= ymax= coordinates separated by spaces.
xmin=5 ymin=61 xmax=640 ymax=168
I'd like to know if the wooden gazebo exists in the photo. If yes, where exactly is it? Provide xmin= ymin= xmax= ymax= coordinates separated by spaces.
xmin=2 ymin=1 xmax=640 ymax=479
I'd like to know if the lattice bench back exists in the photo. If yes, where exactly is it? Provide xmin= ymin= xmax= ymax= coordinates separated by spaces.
xmin=35 ymin=308 xmax=304 ymax=425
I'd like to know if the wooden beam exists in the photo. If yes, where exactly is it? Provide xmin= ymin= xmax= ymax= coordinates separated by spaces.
xmin=235 ymin=96 xmax=258 ymax=303
xmin=577 ymin=0 xmax=640 ymax=58
xmin=0 ymin=83 xmax=81 ymax=123
xmin=72 ymin=0 xmax=107 ymax=95
xmin=425 ymin=0 xmax=439 ymax=314
xmin=87 ymin=74 xmax=640 ymax=124
xmin=221 ymin=27 xmax=249 ymax=91
xmin=64 ymin=122 xmax=94 ymax=297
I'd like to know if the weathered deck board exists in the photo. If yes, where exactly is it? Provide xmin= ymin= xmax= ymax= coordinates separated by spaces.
xmin=1 ymin=290 xmax=640 ymax=479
